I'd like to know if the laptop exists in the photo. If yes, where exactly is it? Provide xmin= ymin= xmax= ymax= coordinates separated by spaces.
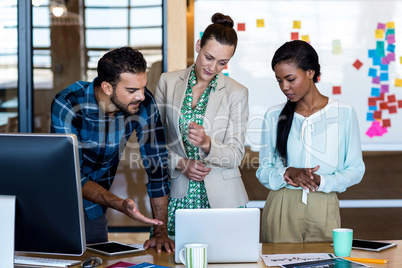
xmin=175 ymin=208 xmax=260 ymax=263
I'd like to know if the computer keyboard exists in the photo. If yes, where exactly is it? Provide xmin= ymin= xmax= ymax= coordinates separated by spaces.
xmin=14 ymin=255 xmax=81 ymax=267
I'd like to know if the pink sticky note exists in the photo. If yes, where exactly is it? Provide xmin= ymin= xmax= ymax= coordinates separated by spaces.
xmin=387 ymin=34 xmax=395 ymax=44
xmin=366 ymin=121 xmax=388 ymax=137
xmin=377 ymin=23 xmax=386 ymax=30
xmin=381 ymin=85 xmax=389 ymax=93
xmin=372 ymin=77 xmax=380 ymax=84
xmin=387 ymin=52 xmax=395 ymax=61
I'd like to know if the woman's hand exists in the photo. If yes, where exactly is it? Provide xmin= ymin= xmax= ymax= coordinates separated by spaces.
xmin=284 ymin=165 xmax=321 ymax=191
xmin=188 ymin=121 xmax=211 ymax=154
xmin=176 ymin=158 xmax=211 ymax=181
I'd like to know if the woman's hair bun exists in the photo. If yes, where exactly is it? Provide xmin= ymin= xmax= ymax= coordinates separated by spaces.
xmin=211 ymin=12 xmax=234 ymax=28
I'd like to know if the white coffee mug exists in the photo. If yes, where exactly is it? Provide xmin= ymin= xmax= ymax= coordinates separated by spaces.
xmin=179 ymin=243 xmax=208 ymax=268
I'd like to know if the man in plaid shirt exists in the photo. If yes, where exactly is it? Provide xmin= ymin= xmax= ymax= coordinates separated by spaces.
xmin=51 ymin=47 xmax=174 ymax=251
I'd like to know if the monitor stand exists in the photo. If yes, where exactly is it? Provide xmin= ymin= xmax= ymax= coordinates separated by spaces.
xmin=0 ymin=195 xmax=15 ymax=268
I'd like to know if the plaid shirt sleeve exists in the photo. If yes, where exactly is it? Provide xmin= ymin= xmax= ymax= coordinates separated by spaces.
xmin=135 ymin=89 xmax=170 ymax=198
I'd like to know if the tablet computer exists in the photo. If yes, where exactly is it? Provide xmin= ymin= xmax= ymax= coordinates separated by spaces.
xmin=352 ymin=239 xmax=397 ymax=252
xmin=86 ymin=241 xmax=144 ymax=256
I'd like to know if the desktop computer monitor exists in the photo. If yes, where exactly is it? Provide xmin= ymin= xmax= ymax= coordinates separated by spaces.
xmin=0 ymin=133 xmax=86 ymax=256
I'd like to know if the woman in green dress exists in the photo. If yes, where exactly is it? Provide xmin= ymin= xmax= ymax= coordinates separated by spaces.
xmin=148 ymin=12 xmax=249 ymax=250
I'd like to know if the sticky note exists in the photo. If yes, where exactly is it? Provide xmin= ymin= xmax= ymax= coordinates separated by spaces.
xmin=372 ymin=56 xmax=381 ymax=66
xmin=379 ymin=102 xmax=388 ymax=110
xmin=382 ymin=119 xmax=391 ymax=128
xmin=375 ymin=29 xmax=384 ymax=39
xmin=368 ymin=97 xmax=377 ymax=106
xmin=380 ymin=72 xmax=389 ymax=81
xmin=381 ymin=57 xmax=390 ymax=65
xmin=386 ymin=22 xmax=395 ymax=29
xmin=386 ymin=28 xmax=395 ymax=37
xmin=353 ymin=59 xmax=363 ymax=70
xmin=387 ymin=44 xmax=395 ymax=52
xmin=200 ymin=31 xmax=203 ymax=39
xmin=380 ymin=64 xmax=389 ymax=71
xmin=367 ymin=112 xmax=374 ymax=121
xmin=373 ymin=110 xmax=382 ymax=119
xmin=332 ymin=39 xmax=342 ymax=55
xmin=301 ymin=35 xmax=310 ymax=42
xmin=381 ymin=84 xmax=389 ymax=93
xmin=291 ymin=32 xmax=299 ymax=40
xmin=237 ymin=23 xmax=245 ymax=31
xmin=368 ymin=49 xmax=376 ymax=58
xmin=332 ymin=86 xmax=341 ymax=95
xmin=395 ymin=78 xmax=402 ymax=87
xmin=224 ymin=64 xmax=228 ymax=70
xmin=368 ymin=68 xmax=377 ymax=77
xmin=372 ymin=76 xmax=380 ymax=84
xmin=389 ymin=106 xmax=397 ymax=114
xmin=371 ymin=87 xmax=380 ymax=97
xmin=398 ymin=100 xmax=402 ymax=108
xmin=387 ymin=52 xmax=395 ymax=62
xmin=376 ymin=41 xmax=385 ymax=57
xmin=400 ymin=56 xmax=402 ymax=64
xmin=377 ymin=23 xmax=386 ymax=30
xmin=387 ymin=34 xmax=395 ymax=44
xmin=223 ymin=72 xmax=229 ymax=77
xmin=293 ymin=20 xmax=301 ymax=29
xmin=379 ymin=93 xmax=385 ymax=101
xmin=365 ymin=121 xmax=387 ymax=137
xmin=256 ymin=19 xmax=265 ymax=28
xmin=369 ymin=106 xmax=377 ymax=111
xmin=388 ymin=94 xmax=396 ymax=103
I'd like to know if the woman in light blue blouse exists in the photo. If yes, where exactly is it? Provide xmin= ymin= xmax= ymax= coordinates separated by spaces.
xmin=257 ymin=40 xmax=365 ymax=243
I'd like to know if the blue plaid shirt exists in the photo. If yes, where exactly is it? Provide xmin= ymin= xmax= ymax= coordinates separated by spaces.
xmin=51 ymin=78 xmax=170 ymax=220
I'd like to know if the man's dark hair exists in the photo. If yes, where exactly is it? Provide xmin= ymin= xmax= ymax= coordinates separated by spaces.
xmin=94 ymin=46 xmax=147 ymax=88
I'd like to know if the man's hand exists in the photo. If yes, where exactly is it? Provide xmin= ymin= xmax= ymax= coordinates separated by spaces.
xmin=176 ymin=158 xmax=211 ymax=181
xmin=122 ymin=199 xmax=163 ymax=226
xmin=188 ymin=121 xmax=211 ymax=153
xmin=284 ymin=165 xmax=320 ymax=191
xmin=143 ymin=228 xmax=175 ymax=253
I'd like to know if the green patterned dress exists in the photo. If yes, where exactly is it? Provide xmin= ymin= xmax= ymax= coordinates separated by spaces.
xmin=166 ymin=66 xmax=218 ymax=237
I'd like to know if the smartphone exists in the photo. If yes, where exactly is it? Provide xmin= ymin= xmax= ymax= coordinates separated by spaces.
xmin=86 ymin=241 xmax=145 ymax=256
xmin=352 ymin=239 xmax=397 ymax=252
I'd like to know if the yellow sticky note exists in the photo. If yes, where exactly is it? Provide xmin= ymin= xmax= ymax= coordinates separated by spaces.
xmin=375 ymin=29 xmax=384 ymax=39
xmin=400 ymin=56 xmax=402 ymax=64
xmin=301 ymin=35 xmax=310 ymax=42
xmin=256 ymin=19 xmax=265 ymax=28
xmin=395 ymin=78 xmax=402 ymax=87
xmin=293 ymin=20 xmax=301 ymax=29
xmin=386 ymin=22 xmax=395 ymax=29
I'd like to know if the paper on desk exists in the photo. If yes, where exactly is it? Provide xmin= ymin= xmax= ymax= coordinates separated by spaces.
xmin=261 ymin=253 xmax=335 ymax=266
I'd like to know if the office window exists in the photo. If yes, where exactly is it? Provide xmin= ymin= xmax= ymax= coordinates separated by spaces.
xmin=0 ymin=0 xmax=18 ymax=133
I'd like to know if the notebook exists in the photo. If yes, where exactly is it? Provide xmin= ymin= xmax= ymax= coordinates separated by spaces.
xmin=175 ymin=208 xmax=260 ymax=263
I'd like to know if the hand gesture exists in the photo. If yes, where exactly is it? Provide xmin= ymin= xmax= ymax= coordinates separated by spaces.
xmin=284 ymin=165 xmax=321 ymax=191
xmin=122 ymin=199 xmax=163 ymax=226
xmin=177 ymin=158 xmax=211 ymax=181
xmin=143 ymin=230 xmax=175 ymax=253
xmin=188 ymin=121 xmax=211 ymax=153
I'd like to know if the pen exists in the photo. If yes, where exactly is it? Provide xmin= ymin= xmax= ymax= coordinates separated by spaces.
xmin=344 ymin=257 xmax=389 ymax=264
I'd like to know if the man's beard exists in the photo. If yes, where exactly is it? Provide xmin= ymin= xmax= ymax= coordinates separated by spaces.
xmin=110 ymin=91 xmax=140 ymax=115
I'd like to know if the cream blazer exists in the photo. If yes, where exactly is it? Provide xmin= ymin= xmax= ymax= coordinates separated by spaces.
xmin=155 ymin=65 xmax=249 ymax=208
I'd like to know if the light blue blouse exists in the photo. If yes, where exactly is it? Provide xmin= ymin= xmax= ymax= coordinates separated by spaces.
xmin=257 ymin=98 xmax=365 ymax=193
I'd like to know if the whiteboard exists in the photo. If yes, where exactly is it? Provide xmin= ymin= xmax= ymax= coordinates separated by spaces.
xmin=194 ymin=0 xmax=402 ymax=151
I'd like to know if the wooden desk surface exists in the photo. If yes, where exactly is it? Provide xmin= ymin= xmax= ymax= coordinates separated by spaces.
xmin=22 ymin=233 xmax=401 ymax=268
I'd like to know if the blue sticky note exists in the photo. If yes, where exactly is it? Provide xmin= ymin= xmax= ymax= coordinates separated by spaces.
xmin=387 ymin=44 xmax=395 ymax=52
xmin=368 ymin=68 xmax=377 ymax=77
xmin=223 ymin=72 xmax=229 ymax=77
xmin=369 ymin=106 xmax=377 ymax=111
xmin=200 ymin=31 xmax=204 ymax=39
xmin=368 ymin=49 xmax=376 ymax=58
xmin=380 ymin=72 xmax=389 ymax=81
xmin=371 ymin=87 xmax=380 ymax=97
xmin=367 ymin=112 xmax=374 ymax=121
xmin=380 ymin=64 xmax=389 ymax=71
xmin=372 ymin=56 xmax=381 ymax=66
xmin=376 ymin=41 xmax=385 ymax=57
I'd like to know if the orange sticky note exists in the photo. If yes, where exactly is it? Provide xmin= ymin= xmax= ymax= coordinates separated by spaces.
xmin=293 ymin=20 xmax=301 ymax=29
xmin=368 ymin=97 xmax=377 ymax=106
xmin=398 ymin=100 xmax=402 ymax=108
xmin=237 ymin=23 xmax=245 ymax=31
xmin=379 ymin=102 xmax=388 ymax=110
xmin=256 ymin=19 xmax=265 ymax=28
xmin=353 ymin=59 xmax=363 ymax=70
xmin=373 ymin=111 xmax=382 ymax=119
xmin=388 ymin=94 xmax=396 ymax=103
xmin=389 ymin=105 xmax=397 ymax=114
xmin=291 ymin=32 xmax=299 ymax=40
xmin=382 ymin=119 xmax=391 ymax=128
xmin=395 ymin=78 xmax=402 ymax=87
xmin=332 ymin=86 xmax=341 ymax=95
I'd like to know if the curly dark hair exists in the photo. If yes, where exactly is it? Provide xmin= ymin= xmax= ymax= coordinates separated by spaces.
xmin=94 ymin=46 xmax=147 ymax=88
